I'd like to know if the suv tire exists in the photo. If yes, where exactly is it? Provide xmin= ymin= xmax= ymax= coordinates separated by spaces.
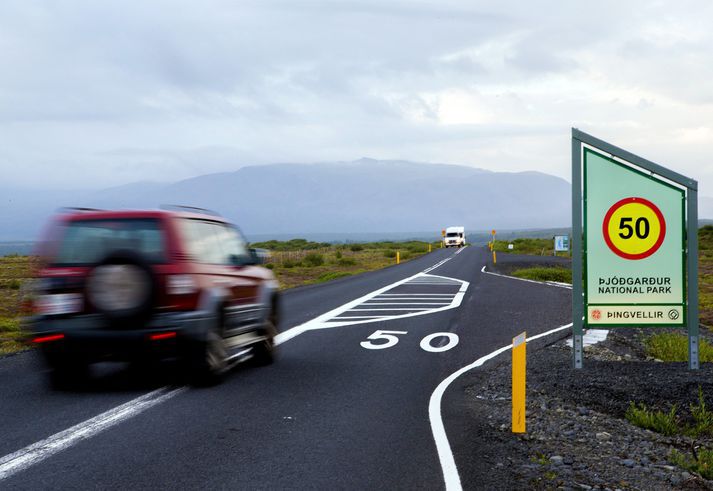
xmin=189 ymin=320 xmax=228 ymax=386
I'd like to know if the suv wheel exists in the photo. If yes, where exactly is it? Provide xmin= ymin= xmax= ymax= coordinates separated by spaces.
xmin=252 ymin=306 xmax=278 ymax=366
xmin=189 ymin=323 xmax=228 ymax=386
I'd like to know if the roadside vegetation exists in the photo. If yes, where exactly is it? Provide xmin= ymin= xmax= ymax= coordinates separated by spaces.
xmin=253 ymin=239 xmax=439 ymax=290
xmin=511 ymin=267 xmax=571 ymax=283
xmin=492 ymin=237 xmax=570 ymax=257
xmin=626 ymin=388 xmax=713 ymax=478
xmin=0 ymin=256 xmax=34 ymax=355
xmin=644 ymin=332 xmax=713 ymax=362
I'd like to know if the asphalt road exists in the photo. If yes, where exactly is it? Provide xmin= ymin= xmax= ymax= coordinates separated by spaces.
xmin=0 ymin=246 xmax=570 ymax=490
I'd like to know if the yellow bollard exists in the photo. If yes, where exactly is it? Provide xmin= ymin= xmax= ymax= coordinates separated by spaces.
xmin=512 ymin=331 xmax=526 ymax=433
xmin=396 ymin=251 xmax=400 ymax=264
xmin=493 ymin=250 xmax=496 ymax=264
xmin=428 ymin=243 xmax=432 ymax=253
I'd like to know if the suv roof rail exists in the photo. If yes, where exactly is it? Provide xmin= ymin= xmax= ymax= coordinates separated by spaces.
xmin=56 ymin=207 xmax=105 ymax=213
xmin=160 ymin=204 xmax=222 ymax=217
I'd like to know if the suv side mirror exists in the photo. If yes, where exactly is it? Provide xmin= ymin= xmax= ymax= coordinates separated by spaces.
xmin=249 ymin=248 xmax=270 ymax=265
xmin=229 ymin=254 xmax=252 ymax=267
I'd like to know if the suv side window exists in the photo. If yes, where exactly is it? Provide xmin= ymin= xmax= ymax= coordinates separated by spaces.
xmin=180 ymin=219 xmax=224 ymax=264
xmin=179 ymin=219 xmax=249 ymax=265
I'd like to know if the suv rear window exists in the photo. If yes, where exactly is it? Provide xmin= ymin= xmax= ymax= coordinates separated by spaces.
xmin=53 ymin=218 xmax=166 ymax=265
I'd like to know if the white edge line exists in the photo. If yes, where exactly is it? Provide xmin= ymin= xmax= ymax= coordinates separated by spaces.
xmin=429 ymin=322 xmax=573 ymax=491
xmin=0 ymin=387 xmax=186 ymax=480
xmin=480 ymin=265 xmax=572 ymax=290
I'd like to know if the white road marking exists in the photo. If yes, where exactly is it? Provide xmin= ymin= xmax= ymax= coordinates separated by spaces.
xmin=565 ymin=329 xmax=609 ymax=347
xmin=0 ymin=387 xmax=185 ymax=481
xmin=0 ymin=251 xmax=467 ymax=482
xmin=429 ymin=323 xmax=573 ymax=491
xmin=379 ymin=293 xmax=452 ymax=297
xmin=420 ymin=333 xmax=459 ymax=353
xmin=276 ymin=272 xmax=469 ymax=336
xmin=361 ymin=302 xmax=451 ymax=306
xmin=480 ymin=265 xmax=573 ymax=290
xmin=350 ymin=308 xmax=433 ymax=311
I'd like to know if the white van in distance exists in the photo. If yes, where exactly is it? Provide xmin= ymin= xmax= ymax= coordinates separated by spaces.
xmin=444 ymin=226 xmax=466 ymax=247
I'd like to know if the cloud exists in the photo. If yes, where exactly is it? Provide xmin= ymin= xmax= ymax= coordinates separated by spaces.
xmin=1 ymin=0 xmax=713 ymax=195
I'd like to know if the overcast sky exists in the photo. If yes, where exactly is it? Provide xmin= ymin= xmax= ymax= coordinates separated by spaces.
xmin=2 ymin=0 xmax=713 ymax=193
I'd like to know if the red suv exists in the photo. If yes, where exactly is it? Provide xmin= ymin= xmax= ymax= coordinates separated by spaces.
xmin=26 ymin=207 xmax=279 ymax=386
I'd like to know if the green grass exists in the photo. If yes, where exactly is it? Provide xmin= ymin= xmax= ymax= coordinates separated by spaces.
xmin=250 ymin=238 xmax=331 ymax=251
xmin=644 ymin=332 xmax=713 ymax=362
xmin=0 ymin=256 xmax=34 ymax=355
xmin=315 ymin=271 xmax=354 ymax=283
xmin=511 ymin=267 xmax=572 ymax=283
xmin=0 ymin=316 xmax=25 ymax=355
xmin=670 ymin=448 xmax=713 ymax=479
xmin=255 ymin=240 xmax=434 ymax=290
xmin=625 ymin=402 xmax=680 ymax=436
xmin=492 ymin=238 xmax=569 ymax=257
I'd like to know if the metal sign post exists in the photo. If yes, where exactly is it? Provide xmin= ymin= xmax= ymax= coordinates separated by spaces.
xmin=571 ymin=129 xmax=698 ymax=369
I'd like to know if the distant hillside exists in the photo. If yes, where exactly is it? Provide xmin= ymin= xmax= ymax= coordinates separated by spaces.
xmin=0 ymin=158 xmax=587 ymax=240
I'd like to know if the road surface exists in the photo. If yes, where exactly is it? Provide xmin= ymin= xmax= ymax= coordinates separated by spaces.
xmin=0 ymin=246 xmax=570 ymax=489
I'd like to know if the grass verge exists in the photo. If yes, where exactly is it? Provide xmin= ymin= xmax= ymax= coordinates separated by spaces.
xmin=626 ymin=388 xmax=713 ymax=477
xmin=644 ymin=332 xmax=713 ymax=362
xmin=260 ymin=240 xmax=437 ymax=290
xmin=511 ymin=267 xmax=572 ymax=283
xmin=492 ymin=238 xmax=570 ymax=257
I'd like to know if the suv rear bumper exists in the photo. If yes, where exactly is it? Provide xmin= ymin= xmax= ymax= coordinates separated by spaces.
xmin=26 ymin=312 xmax=209 ymax=363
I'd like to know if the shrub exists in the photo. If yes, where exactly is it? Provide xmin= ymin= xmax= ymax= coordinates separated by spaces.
xmin=335 ymin=250 xmax=343 ymax=259
xmin=283 ymin=260 xmax=298 ymax=268
xmin=4 ymin=279 xmax=22 ymax=290
xmin=350 ymin=244 xmax=364 ymax=252
xmin=511 ymin=267 xmax=571 ymax=283
xmin=383 ymin=250 xmax=397 ymax=258
xmin=337 ymin=258 xmax=356 ymax=266
xmin=689 ymin=387 xmax=713 ymax=437
xmin=671 ymin=448 xmax=713 ymax=480
xmin=303 ymin=253 xmax=325 ymax=267
xmin=625 ymin=402 xmax=680 ymax=436
xmin=316 ymin=271 xmax=352 ymax=283
xmin=645 ymin=333 xmax=713 ymax=362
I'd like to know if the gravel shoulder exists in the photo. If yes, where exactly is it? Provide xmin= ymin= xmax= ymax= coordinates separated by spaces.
xmin=460 ymin=254 xmax=713 ymax=490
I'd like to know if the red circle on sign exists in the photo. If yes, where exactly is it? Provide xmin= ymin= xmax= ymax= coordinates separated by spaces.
xmin=602 ymin=197 xmax=666 ymax=260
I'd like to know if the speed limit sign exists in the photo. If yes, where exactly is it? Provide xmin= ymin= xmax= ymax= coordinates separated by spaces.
xmin=583 ymin=144 xmax=685 ymax=328
xmin=572 ymin=128 xmax=698 ymax=371
xmin=602 ymin=197 xmax=666 ymax=260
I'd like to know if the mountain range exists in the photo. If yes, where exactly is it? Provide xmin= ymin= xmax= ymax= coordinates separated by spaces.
xmin=2 ymin=158 xmax=708 ymax=242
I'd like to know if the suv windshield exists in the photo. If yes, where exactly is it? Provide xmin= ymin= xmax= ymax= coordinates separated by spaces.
xmin=446 ymin=232 xmax=459 ymax=237
xmin=53 ymin=218 xmax=166 ymax=265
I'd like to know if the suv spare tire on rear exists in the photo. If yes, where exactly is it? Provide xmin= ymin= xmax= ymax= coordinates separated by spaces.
xmin=86 ymin=249 xmax=157 ymax=325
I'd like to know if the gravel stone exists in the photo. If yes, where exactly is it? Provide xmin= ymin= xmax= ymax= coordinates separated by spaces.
xmin=460 ymin=321 xmax=713 ymax=490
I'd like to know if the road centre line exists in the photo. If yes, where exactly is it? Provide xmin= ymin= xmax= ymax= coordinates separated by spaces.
xmin=480 ymin=266 xmax=573 ymax=290
xmin=429 ymin=322 xmax=573 ymax=491
xmin=0 ymin=387 xmax=185 ymax=481
xmin=0 ymin=254 xmax=466 ymax=482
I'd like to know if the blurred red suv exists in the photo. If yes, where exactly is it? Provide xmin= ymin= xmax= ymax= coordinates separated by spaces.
xmin=26 ymin=206 xmax=279 ymax=386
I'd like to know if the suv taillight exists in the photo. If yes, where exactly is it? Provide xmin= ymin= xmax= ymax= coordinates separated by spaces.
xmin=162 ymin=275 xmax=200 ymax=311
